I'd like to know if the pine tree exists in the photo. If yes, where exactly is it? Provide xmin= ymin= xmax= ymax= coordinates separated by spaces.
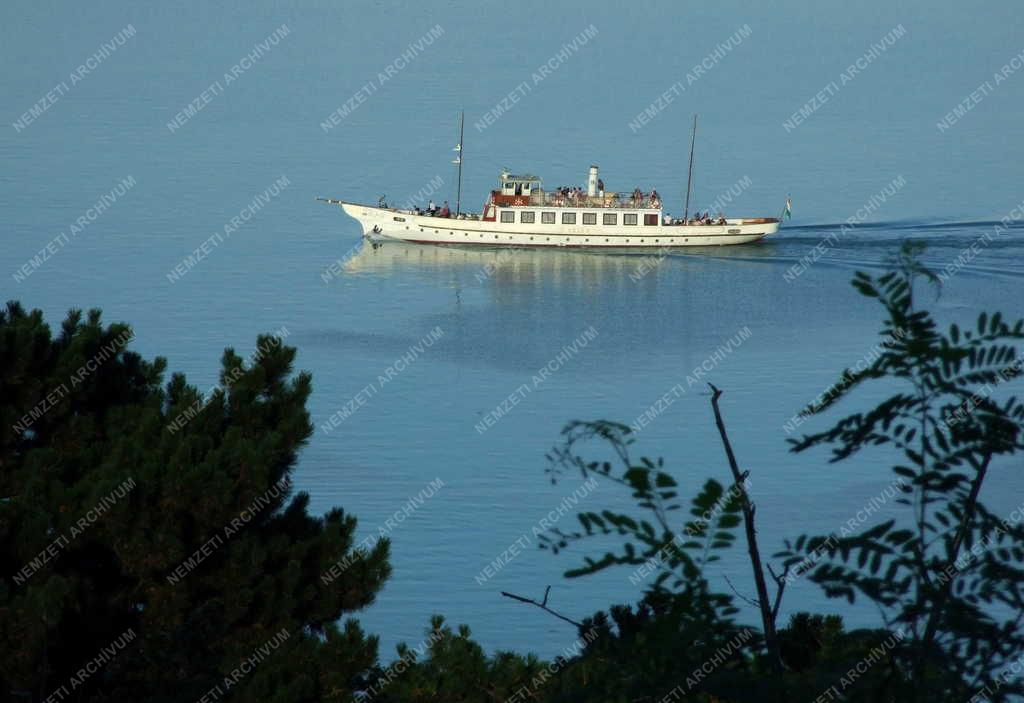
xmin=0 ymin=302 xmax=389 ymax=702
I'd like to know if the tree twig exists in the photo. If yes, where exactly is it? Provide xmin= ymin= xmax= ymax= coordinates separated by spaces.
xmin=501 ymin=588 xmax=583 ymax=628
xmin=767 ymin=563 xmax=790 ymax=622
xmin=708 ymin=383 xmax=784 ymax=672
xmin=724 ymin=574 xmax=760 ymax=608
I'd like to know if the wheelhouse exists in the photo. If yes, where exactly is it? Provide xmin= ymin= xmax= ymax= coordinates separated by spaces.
xmin=499 ymin=171 xmax=542 ymax=197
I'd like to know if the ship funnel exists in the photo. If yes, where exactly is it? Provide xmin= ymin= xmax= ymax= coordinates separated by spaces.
xmin=587 ymin=165 xmax=599 ymax=197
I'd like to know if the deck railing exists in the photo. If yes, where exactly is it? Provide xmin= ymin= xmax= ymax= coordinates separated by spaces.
xmin=520 ymin=191 xmax=663 ymax=210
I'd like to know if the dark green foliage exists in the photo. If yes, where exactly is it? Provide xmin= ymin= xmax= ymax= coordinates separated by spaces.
xmin=0 ymin=302 xmax=389 ymax=702
xmin=540 ymin=420 xmax=744 ymax=600
xmin=519 ymin=419 xmax=921 ymax=702
xmin=777 ymin=613 xmax=844 ymax=673
xmin=378 ymin=594 xmax=760 ymax=703
xmin=780 ymin=241 xmax=1024 ymax=702
xmin=369 ymin=616 xmax=541 ymax=702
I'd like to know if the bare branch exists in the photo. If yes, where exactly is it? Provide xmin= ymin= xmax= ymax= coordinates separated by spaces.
xmin=501 ymin=588 xmax=583 ymax=628
xmin=767 ymin=563 xmax=790 ymax=622
xmin=724 ymin=574 xmax=760 ymax=608
xmin=708 ymin=383 xmax=784 ymax=672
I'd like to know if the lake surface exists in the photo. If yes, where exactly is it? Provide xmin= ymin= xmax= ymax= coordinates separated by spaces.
xmin=2 ymin=1 xmax=1023 ymax=658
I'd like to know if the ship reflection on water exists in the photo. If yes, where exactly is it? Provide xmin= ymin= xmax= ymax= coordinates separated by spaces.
xmin=331 ymin=237 xmax=789 ymax=377
xmin=340 ymin=237 xmax=782 ymax=292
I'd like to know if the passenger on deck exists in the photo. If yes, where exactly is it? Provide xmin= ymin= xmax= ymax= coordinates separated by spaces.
xmin=440 ymin=201 xmax=450 ymax=218
xmin=597 ymin=178 xmax=604 ymax=196
xmin=428 ymin=199 xmax=436 ymax=215
xmin=663 ymin=212 xmax=671 ymax=225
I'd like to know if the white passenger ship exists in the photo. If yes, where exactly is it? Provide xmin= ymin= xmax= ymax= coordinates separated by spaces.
xmin=321 ymin=115 xmax=780 ymax=249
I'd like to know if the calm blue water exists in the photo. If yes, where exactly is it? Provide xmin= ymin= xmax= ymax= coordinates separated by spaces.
xmin=3 ymin=1 xmax=1023 ymax=658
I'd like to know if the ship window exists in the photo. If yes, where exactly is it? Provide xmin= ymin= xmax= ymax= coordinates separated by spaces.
xmin=500 ymin=211 xmax=515 ymax=223
xmin=582 ymin=213 xmax=597 ymax=225
xmin=603 ymin=213 xmax=617 ymax=225
xmin=542 ymin=212 xmax=556 ymax=224
xmin=393 ymin=216 xmax=406 ymax=222
xmin=644 ymin=214 xmax=659 ymax=226
xmin=520 ymin=211 xmax=536 ymax=223
xmin=562 ymin=213 xmax=576 ymax=224
xmin=623 ymin=213 xmax=638 ymax=225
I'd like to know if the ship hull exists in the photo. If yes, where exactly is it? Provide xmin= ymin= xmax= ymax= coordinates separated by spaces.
xmin=338 ymin=203 xmax=777 ymax=248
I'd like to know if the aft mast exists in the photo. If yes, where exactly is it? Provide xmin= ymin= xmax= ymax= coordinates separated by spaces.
xmin=453 ymin=111 xmax=465 ymax=216
xmin=683 ymin=114 xmax=697 ymax=221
